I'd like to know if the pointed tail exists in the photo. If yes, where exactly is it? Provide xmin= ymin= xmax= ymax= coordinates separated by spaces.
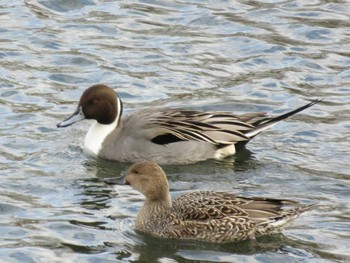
xmin=245 ymin=99 xmax=322 ymax=138
xmin=255 ymin=203 xmax=315 ymax=236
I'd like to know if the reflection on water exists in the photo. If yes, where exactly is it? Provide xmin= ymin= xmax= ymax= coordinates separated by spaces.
xmin=0 ymin=0 xmax=350 ymax=262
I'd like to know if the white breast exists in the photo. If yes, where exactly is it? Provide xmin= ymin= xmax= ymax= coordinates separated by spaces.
xmin=84 ymin=119 xmax=119 ymax=155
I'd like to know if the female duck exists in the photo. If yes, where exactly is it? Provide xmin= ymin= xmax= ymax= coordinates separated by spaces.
xmin=57 ymin=84 xmax=320 ymax=164
xmin=104 ymin=161 xmax=313 ymax=243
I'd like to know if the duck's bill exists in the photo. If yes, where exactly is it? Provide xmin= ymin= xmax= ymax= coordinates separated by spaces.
xmin=103 ymin=175 xmax=128 ymax=185
xmin=57 ymin=106 xmax=85 ymax=128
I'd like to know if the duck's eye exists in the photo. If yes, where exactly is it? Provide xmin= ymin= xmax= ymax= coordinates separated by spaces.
xmin=89 ymin=99 xmax=98 ymax=105
xmin=133 ymin=170 xmax=140 ymax=175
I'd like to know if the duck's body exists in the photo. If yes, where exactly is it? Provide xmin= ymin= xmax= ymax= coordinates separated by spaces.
xmin=104 ymin=161 xmax=313 ymax=243
xmin=57 ymin=84 xmax=320 ymax=164
xmin=135 ymin=191 xmax=311 ymax=243
xmin=94 ymin=108 xmax=242 ymax=164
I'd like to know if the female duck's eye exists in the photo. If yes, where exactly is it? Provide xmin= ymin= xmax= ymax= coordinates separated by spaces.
xmin=134 ymin=170 xmax=140 ymax=175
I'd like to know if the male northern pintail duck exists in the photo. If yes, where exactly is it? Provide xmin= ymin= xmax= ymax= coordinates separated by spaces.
xmin=104 ymin=161 xmax=313 ymax=243
xmin=57 ymin=84 xmax=320 ymax=164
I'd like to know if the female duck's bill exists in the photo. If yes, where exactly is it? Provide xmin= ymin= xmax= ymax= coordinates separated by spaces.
xmin=104 ymin=161 xmax=314 ymax=243
xmin=56 ymin=84 xmax=322 ymax=164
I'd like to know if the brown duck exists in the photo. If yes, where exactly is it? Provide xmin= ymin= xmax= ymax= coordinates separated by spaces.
xmin=104 ymin=161 xmax=313 ymax=243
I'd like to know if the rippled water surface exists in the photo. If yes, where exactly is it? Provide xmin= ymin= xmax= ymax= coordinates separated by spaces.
xmin=1 ymin=0 xmax=350 ymax=262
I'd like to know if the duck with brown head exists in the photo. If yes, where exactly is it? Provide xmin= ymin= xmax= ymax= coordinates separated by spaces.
xmin=104 ymin=161 xmax=313 ymax=243
xmin=57 ymin=84 xmax=321 ymax=165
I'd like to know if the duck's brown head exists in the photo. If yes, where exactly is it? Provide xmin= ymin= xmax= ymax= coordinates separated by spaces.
xmin=105 ymin=161 xmax=170 ymax=201
xmin=57 ymin=84 xmax=122 ymax=127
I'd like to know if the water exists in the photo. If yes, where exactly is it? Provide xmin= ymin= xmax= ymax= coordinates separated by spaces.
xmin=1 ymin=0 xmax=349 ymax=262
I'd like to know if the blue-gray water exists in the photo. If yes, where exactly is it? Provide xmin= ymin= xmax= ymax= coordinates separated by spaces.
xmin=1 ymin=0 xmax=349 ymax=262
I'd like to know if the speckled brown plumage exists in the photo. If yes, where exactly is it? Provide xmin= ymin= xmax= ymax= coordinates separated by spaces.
xmin=105 ymin=161 xmax=313 ymax=243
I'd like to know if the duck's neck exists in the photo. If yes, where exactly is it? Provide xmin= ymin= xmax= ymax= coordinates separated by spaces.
xmin=84 ymin=115 xmax=121 ymax=155
xmin=135 ymin=194 xmax=172 ymax=232
xmin=145 ymin=194 xmax=172 ymax=209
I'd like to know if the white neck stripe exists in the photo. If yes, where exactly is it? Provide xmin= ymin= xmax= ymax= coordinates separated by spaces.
xmin=84 ymin=101 xmax=121 ymax=155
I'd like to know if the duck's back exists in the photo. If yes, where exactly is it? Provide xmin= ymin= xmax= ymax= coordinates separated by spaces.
xmin=167 ymin=191 xmax=312 ymax=243
xmin=100 ymin=108 xmax=218 ymax=164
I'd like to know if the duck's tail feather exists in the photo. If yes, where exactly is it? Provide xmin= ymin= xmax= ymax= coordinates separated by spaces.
xmin=255 ymin=203 xmax=315 ymax=236
xmin=244 ymin=99 xmax=322 ymax=139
